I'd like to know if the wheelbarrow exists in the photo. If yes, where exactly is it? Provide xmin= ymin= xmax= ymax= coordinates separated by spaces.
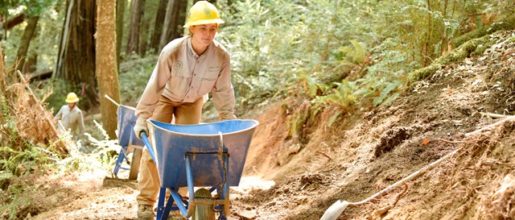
xmin=140 ymin=119 xmax=259 ymax=220
xmin=105 ymin=95 xmax=143 ymax=180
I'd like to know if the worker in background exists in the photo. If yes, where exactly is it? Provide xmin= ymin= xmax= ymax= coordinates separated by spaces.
xmin=133 ymin=1 xmax=236 ymax=219
xmin=54 ymin=92 xmax=85 ymax=139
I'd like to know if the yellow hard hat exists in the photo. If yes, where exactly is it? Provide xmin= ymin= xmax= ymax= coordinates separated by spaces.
xmin=184 ymin=1 xmax=224 ymax=27
xmin=65 ymin=92 xmax=79 ymax=103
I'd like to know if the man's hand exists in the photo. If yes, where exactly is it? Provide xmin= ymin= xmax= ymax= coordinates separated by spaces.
xmin=133 ymin=117 xmax=148 ymax=139
xmin=219 ymin=113 xmax=237 ymax=121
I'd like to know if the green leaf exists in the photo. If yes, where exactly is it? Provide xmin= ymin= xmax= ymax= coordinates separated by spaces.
xmin=327 ymin=111 xmax=342 ymax=128
xmin=0 ymin=171 xmax=14 ymax=183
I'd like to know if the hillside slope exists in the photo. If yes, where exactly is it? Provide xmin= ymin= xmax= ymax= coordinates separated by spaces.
xmin=235 ymin=30 xmax=514 ymax=219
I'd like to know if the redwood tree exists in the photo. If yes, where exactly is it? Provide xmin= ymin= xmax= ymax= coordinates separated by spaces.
xmin=96 ymin=0 xmax=120 ymax=139
xmin=116 ymin=0 xmax=126 ymax=65
xmin=13 ymin=16 xmax=39 ymax=73
xmin=54 ymin=0 xmax=97 ymax=109
xmin=159 ymin=0 xmax=187 ymax=50
xmin=149 ymin=0 xmax=167 ymax=52
xmin=126 ymin=0 xmax=145 ymax=55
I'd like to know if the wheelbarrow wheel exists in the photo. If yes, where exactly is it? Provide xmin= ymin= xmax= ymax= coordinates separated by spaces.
xmin=192 ymin=188 xmax=215 ymax=220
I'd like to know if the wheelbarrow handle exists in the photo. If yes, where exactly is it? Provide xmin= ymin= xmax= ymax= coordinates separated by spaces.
xmin=140 ymin=132 xmax=157 ymax=162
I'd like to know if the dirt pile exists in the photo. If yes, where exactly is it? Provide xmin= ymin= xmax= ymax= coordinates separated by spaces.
xmin=235 ymin=30 xmax=514 ymax=219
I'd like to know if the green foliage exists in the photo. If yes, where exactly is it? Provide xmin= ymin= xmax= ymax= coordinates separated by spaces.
xmin=327 ymin=110 xmax=342 ymax=128
xmin=314 ymin=81 xmax=357 ymax=111
xmin=0 ymin=94 xmax=54 ymax=177
xmin=32 ymin=78 xmax=74 ymax=114
xmin=373 ymin=80 xmax=401 ymax=107
xmin=0 ymin=185 xmax=34 ymax=220
xmin=335 ymin=40 xmax=367 ymax=65
xmin=408 ymin=34 xmax=495 ymax=81
xmin=218 ymin=0 xmax=512 ymax=120
xmin=219 ymin=0 xmax=376 ymax=110
xmin=288 ymin=109 xmax=308 ymax=141
xmin=0 ymin=0 xmax=57 ymax=16
xmin=118 ymin=55 xmax=157 ymax=105
xmin=297 ymin=73 xmax=328 ymax=98
xmin=2 ymin=0 xmax=64 ymax=74
xmin=0 ymin=145 xmax=53 ymax=176
xmin=0 ymin=94 xmax=56 ymax=220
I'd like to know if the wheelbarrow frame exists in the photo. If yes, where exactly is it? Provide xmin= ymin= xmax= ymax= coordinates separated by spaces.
xmin=140 ymin=119 xmax=258 ymax=220
xmin=105 ymin=94 xmax=143 ymax=180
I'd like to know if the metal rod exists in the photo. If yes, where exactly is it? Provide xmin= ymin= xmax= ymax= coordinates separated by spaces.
xmin=185 ymin=156 xmax=195 ymax=201
xmin=171 ymin=191 xmax=189 ymax=217
xmin=186 ymin=151 xmax=228 ymax=155
xmin=157 ymin=187 xmax=166 ymax=220
xmin=222 ymin=153 xmax=230 ymax=216
xmin=163 ymin=193 xmax=174 ymax=219
xmin=141 ymin=133 xmax=156 ymax=162
xmin=104 ymin=94 xmax=120 ymax=107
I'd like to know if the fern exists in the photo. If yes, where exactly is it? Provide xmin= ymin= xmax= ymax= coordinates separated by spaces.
xmin=373 ymin=80 xmax=401 ymax=106
xmin=315 ymin=80 xmax=357 ymax=110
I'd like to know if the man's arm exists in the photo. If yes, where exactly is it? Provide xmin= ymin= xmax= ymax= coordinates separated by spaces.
xmin=211 ymin=57 xmax=236 ymax=120
xmin=54 ymin=106 xmax=64 ymax=120
xmin=135 ymin=50 xmax=173 ymax=120
xmin=78 ymin=110 xmax=85 ymax=135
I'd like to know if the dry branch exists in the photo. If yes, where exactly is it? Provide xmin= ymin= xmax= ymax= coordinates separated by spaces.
xmin=2 ymin=13 xmax=26 ymax=30
xmin=15 ymin=71 xmax=68 ymax=155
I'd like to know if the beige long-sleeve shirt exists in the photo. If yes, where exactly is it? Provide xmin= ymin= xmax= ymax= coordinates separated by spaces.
xmin=136 ymin=36 xmax=236 ymax=120
xmin=54 ymin=105 xmax=85 ymax=136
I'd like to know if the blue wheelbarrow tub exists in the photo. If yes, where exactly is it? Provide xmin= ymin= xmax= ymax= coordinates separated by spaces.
xmin=117 ymin=105 xmax=143 ymax=147
xmin=147 ymin=119 xmax=259 ymax=189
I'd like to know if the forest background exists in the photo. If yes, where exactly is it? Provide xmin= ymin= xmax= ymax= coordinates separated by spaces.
xmin=0 ymin=0 xmax=513 ymax=219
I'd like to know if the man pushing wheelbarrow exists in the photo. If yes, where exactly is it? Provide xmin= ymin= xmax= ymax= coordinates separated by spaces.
xmin=133 ymin=1 xmax=240 ymax=219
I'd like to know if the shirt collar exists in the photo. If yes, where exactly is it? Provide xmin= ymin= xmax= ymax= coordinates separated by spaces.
xmin=186 ymin=37 xmax=213 ymax=59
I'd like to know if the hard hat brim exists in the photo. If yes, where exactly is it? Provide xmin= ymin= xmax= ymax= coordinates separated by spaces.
xmin=65 ymin=97 xmax=79 ymax=103
xmin=184 ymin=19 xmax=224 ymax=28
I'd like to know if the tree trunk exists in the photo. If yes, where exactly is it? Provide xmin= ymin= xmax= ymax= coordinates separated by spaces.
xmin=160 ymin=0 xmax=187 ymax=50
xmin=96 ymin=0 xmax=121 ymax=139
xmin=138 ymin=17 xmax=149 ymax=55
xmin=13 ymin=16 xmax=39 ymax=72
xmin=0 ymin=47 xmax=6 ymax=93
xmin=55 ymin=0 xmax=97 ymax=110
xmin=424 ymin=0 xmax=433 ymax=66
xmin=149 ymin=0 xmax=167 ymax=52
xmin=126 ymin=0 xmax=145 ymax=55
xmin=440 ymin=0 xmax=449 ymax=55
xmin=159 ymin=0 xmax=175 ymax=50
xmin=55 ymin=0 xmax=72 ymax=79
xmin=116 ymin=0 xmax=126 ymax=66
xmin=23 ymin=53 xmax=37 ymax=73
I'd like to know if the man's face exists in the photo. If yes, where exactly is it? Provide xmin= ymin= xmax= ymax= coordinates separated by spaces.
xmin=190 ymin=24 xmax=218 ymax=47
xmin=68 ymin=103 xmax=76 ymax=109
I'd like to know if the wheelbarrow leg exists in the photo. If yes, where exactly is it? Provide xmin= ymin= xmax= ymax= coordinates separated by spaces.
xmin=112 ymin=147 xmax=126 ymax=177
xmin=156 ymin=187 xmax=167 ymax=220
xmin=170 ymin=190 xmax=189 ymax=218
xmin=185 ymin=155 xmax=216 ymax=220
xmin=218 ymin=154 xmax=230 ymax=220
xmin=128 ymin=146 xmax=142 ymax=180
xmin=157 ymin=188 xmax=188 ymax=220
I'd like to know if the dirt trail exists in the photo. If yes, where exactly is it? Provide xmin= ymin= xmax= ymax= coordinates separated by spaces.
xmin=22 ymin=30 xmax=515 ymax=219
